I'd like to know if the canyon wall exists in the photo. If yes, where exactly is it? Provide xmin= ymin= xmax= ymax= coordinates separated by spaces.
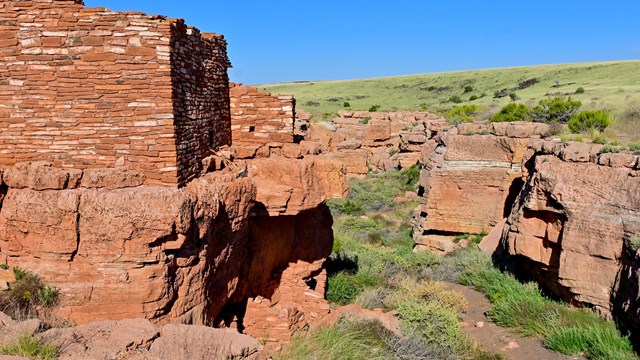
xmin=0 ymin=158 xmax=346 ymax=349
xmin=413 ymin=121 xmax=640 ymax=337
xmin=0 ymin=0 xmax=231 ymax=187
xmin=412 ymin=122 xmax=548 ymax=254
xmin=502 ymin=140 xmax=640 ymax=319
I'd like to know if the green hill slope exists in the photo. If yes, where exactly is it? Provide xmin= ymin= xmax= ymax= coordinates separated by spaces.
xmin=260 ymin=61 xmax=640 ymax=139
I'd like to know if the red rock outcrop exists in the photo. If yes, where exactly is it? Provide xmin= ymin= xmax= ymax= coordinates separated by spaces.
xmin=500 ymin=140 xmax=640 ymax=319
xmin=412 ymin=122 xmax=549 ymax=254
xmin=0 ymin=158 xmax=347 ymax=350
xmin=307 ymin=111 xmax=446 ymax=175
xmin=0 ymin=315 xmax=260 ymax=359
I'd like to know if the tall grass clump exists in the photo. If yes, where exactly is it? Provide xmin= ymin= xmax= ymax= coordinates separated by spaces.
xmin=0 ymin=335 xmax=58 ymax=360
xmin=459 ymin=252 xmax=638 ymax=359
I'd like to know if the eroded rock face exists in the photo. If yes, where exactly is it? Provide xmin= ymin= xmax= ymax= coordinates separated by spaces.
xmin=502 ymin=140 xmax=640 ymax=320
xmin=413 ymin=122 xmax=548 ymax=254
xmin=0 ymin=158 xmax=345 ymax=349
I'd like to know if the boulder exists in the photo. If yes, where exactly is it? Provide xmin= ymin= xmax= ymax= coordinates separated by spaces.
xmin=149 ymin=324 xmax=259 ymax=360
xmin=42 ymin=319 xmax=158 ymax=360
xmin=0 ymin=312 xmax=41 ymax=346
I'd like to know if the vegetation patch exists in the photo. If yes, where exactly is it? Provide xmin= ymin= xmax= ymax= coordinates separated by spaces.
xmin=490 ymin=103 xmax=531 ymax=123
xmin=567 ymin=110 xmax=611 ymax=133
xmin=0 ymin=334 xmax=58 ymax=360
xmin=0 ymin=267 xmax=60 ymax=321
xmin=459 ymin=258 xmax=638 ymax=360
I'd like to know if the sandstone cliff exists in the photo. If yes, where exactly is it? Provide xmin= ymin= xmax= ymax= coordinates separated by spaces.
xmin=501 ymin=140 xmax=640 ymax=320
xmin=0 ymin=159 xmax=347 ymax=349
xmin=413 ymin=122 xmax=549 ymax=253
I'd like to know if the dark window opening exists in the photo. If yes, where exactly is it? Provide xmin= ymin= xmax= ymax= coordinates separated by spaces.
xmin=305 ymin=277 xmax=318 ymax=291
xmin=248 ymin=126 xmax=255 ymax=133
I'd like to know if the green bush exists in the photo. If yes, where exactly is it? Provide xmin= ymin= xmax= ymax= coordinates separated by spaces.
xmin=490 ymin=103 xmax=532 ymax=122
xmin=360 ymin=116 xmax=371 ymax=125
xmin=0 ymin=268 xmax=59 ymax=320
xmin=575 ymin=87 xmax=585 ymax=94
xmin=327 ymin=199 xmax=364 ymax=216
xmin=369 ymin=105 xmax=381 ymax=112
xmin=343 ymin=101 xmax=351 ymax=108
xmin=509 ymin=92 xmax=519 ymax=101
xmin=448 ymin=95 xmax=463 ymax=104
xmin=530 ymin=97 xmax=582 ymax=123
xmin=446 ymin=104 xmax=478 ymax=123
xmin=469 ymin=95 xmax=478 ymax=101
xmin=567 ymin=110 xmax=611 ymax=133
xmin=599 ymin=144 xmax=623 ymax=154
xmin=0 ymin=264 xmax=8 ymax=270
xmin=494 ymin=88 xmax=509 ymax=98
xmin=327 ymin=272 xmax=382 ymax=305
xmin=463 ymin=85 xmax=474 ymax=93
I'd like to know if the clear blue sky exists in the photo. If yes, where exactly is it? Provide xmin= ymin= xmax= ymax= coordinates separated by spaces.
xmin=84 ymin=0 xmax=640 ymax=85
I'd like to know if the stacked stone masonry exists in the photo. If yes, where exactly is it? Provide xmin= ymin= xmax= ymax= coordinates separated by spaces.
xmin=230 ymin=83 xmax=295 ymax=145
xmin=0 ymin=0 xmax=231 ymax=187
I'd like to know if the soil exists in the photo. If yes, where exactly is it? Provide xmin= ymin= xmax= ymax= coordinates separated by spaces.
xmin=446 ymin=282 xmax=585 ymax=360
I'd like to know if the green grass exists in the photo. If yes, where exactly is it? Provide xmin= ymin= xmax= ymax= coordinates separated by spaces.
xmin=459 ymin=259 xmax=638 ymax=360
xmin=0 ymin=334 xmax=58 ymax=360
xmin=261 ymin=61 xmax=640 ymax=140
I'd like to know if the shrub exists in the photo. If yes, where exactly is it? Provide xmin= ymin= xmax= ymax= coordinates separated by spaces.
xmin=360 ymin=116 xmax=370 ymax=125
xmin=305 ymin=101 xmax=320 ymax=107
xmin=494 ymin=88 xmax=509 ymax=98
xmin=508 ymin=92 xmax=519 ymax=101
xmin=369 ymin=105 xmax=381 ymax=112
xmin=567 ymin=110 xmax=611 ymax=133
xmin=463 ymin=85 xmax=474 ymax=93
xmin=469 ymin=95 xmax=478 ymax=101
xmin=328 ymin=199 xmax=365 ymax=216
xmin=343 ymin=101 xmax=351 ymax=108
xmin=628 ymin=142 xmax=640 ymax=154
xmin=599 ymin=145 xmax=622 ymax=154
xmin=518 ymin=78 xmax=539 ymax=90
xmin=0 ymin=335 xmax=58 ymax=360
xmin=448 ymin=95 xmax=463 ymax=104
xmin=419 ymin=103 xmax=429 ymax=111
xmin=575 ymin=87 xmax=585 ymax=94
xmin=327 ymin=271 xmax=382 ymax=305
xmin=0 ymin=268 xmax=59 ymax=320
xmin=530 ymin=97 xmax=582 ymax=123
xmin=446 ymin=104 xmax=478 ymax=124
xmin=490 ymin=103 xmax=531 ymax=123
xmin=0 ymin=264 xmax=8 ymax=270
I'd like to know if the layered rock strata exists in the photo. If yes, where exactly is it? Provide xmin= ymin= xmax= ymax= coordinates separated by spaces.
xmin=501 ymin=140 xmax=640 ymax=320
xmin=0 ymin=159 xmax=347 ymax=349
xmin=413 ymin=122 xmax=549 ymax=254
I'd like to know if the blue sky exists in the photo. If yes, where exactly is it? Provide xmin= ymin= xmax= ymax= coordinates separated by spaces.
xmin=84 ymin=0 xmax=640 ymax=85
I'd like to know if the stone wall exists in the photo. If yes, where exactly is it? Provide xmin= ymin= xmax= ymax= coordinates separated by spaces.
xmin=171 ymin=25 xmax=231 ymax=186
xmin=230 ymin=83 xmax=295 ymax=145
xmin=0 ymin=0 xmax=231 ymax=187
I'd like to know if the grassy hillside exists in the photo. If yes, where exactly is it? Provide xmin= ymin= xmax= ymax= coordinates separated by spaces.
xmin=260 ymin=61 xmax=640 ymax=140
